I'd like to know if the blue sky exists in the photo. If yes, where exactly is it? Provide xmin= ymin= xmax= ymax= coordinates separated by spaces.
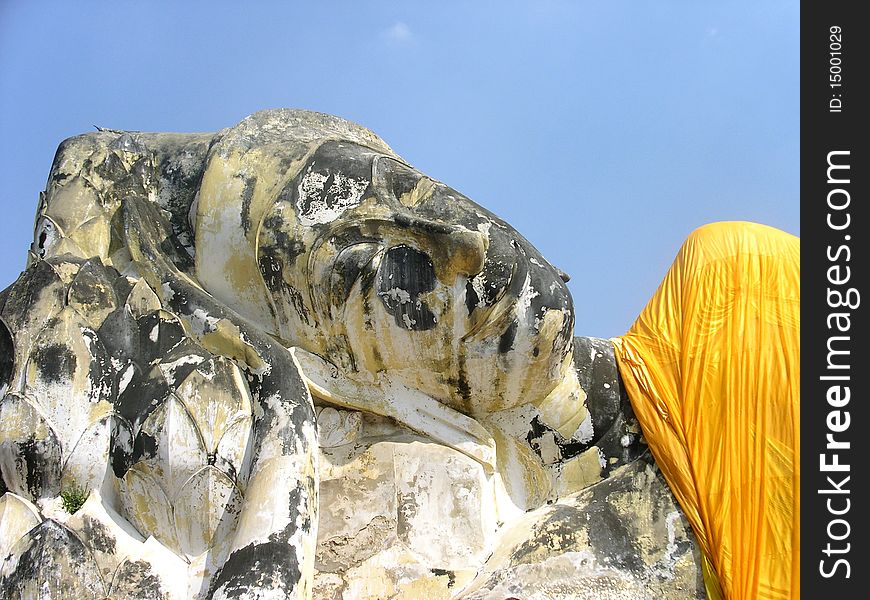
xmin=0 ymin=1 xmax=798 ymax=338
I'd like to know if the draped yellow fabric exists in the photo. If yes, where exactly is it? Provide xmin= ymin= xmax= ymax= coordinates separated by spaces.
xmin=611 ymin=222 xmax=800 ymax=600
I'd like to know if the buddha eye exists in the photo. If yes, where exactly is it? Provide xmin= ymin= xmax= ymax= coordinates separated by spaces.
xmin=376 ymin=245 xmax=437 ymax=331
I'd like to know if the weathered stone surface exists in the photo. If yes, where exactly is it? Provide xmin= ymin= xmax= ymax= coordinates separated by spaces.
xmin=0 ymin=110 xmax=705 ymax=598
xmin=0 ymin=519 xmax=106 ymax=599
xmin=461 ymin=454 xmax=704 ymax=599
xmin=0 ymin=493 xmax=41 ymax=562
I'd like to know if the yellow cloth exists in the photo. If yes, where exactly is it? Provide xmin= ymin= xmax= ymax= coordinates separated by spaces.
xmin=612 ymin=222 xmax=800 ymax=600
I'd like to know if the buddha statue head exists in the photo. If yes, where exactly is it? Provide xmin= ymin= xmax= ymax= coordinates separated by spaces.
xmin=193 ymin=110 xmax=575 ymax=416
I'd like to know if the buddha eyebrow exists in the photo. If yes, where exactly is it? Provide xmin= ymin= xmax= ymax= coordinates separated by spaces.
xmin=392 ymin=213 xmax=454 ymax=235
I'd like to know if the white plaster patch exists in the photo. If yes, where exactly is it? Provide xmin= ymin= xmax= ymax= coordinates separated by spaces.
xmin=37 ymin=496 xmax=71 ymax=525
xmin=380 ymin=287 xmax=411 ymax=303
xmin=650 ymin=510 xmax=684 ymax=579
xmin=515 ymin=273 xmax=540 ymax=320
xmin=664 ymin=510 xmax=681 ymax=565
xmin=188 ymin=307 xmax=221 ymax=336
xmin=534 ymin=431 xmax=561 ymax=465
xmin=573 ymin=413 xmax=595 ymax=444
xmin=470 ymin=273 xmax=490 ymax=309
xmin=158 ymin=354 xmax=207 ymax=386
xmin=296 ymin=169 xmax=368 ymax=226
xmin=596 ymin=447 xmax=607 ymax=469
xmin=118 ymin=364 xmax=135 ymax=395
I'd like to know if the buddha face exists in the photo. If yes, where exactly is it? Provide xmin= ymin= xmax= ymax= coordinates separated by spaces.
xmin=251 ymin=140 xmax=574 ymax=415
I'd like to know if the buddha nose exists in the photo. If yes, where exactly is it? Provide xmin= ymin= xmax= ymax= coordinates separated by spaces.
xmin=462 ymin=232 xmax=574 ymax=345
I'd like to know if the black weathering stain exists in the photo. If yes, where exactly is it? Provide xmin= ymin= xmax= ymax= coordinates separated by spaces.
xmin=377 ymin=246 xmax=437 ymax=331
xmin=18 ymin=435 xmax=61 ymax=500
xmin=209 ymin=539 xmax=301 ymax=598
xmin=238 ymin=175 xmax=258 ymax=234
xmin=33 ymin=343 xmax=76 ymax=383
xmin=464 ymin=280 xmax=480 ymax=315
xmin=113 ymin=560 xmax=166 ymax=599
xmin=508 ymin=498 xmax=644 ymax=576
xmin=430 ymin=568 xmax=456 ymax=588
xmin=498 ymin=320 xmax=518 ymax=354
xmin=261 ymin=214 xmax=307 ymax=266
xmin=81 ymin=515 xmax=117 ymax=555
xmin=584 ymin=487 xmax=645 ymax=574
xmin=208 ymin=478 xmax=314 ymax=597
xmin=464 ymin=242 xmax=514 ymax=317
xmin=1 ymin=318 xmax=13 ymax=389
xmin=379 ymin=158 xmax=420 ymax=201
xmin=0 ymin=521 xmax=102 ymax=595
xmin=132 ymin=430 xmax=158 ymax=464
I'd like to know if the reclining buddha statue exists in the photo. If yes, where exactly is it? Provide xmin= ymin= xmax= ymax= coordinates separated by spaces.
xmin=0 ymin=109 xmax=798 ymax=599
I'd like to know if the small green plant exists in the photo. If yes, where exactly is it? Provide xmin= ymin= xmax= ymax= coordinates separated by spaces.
xmin=60 ymin=485 xmax=89 ymax=515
